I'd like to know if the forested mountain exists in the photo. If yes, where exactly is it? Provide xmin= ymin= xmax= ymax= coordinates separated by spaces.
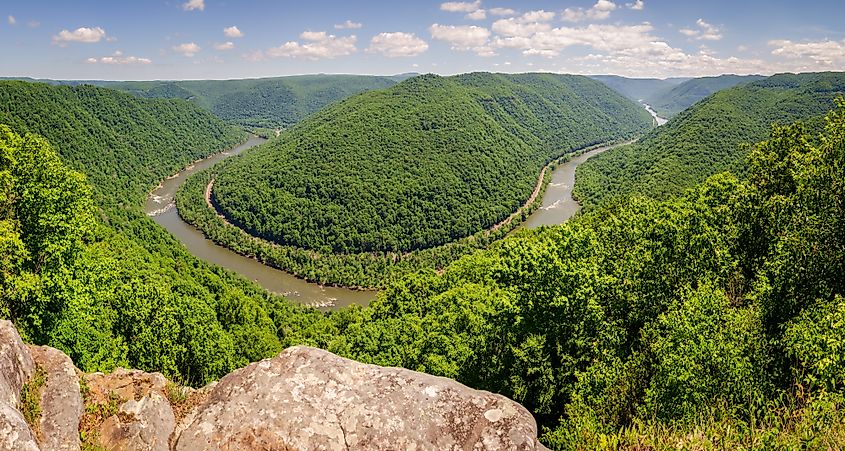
xmin=0 ymin=80 xmax=333 ymax=386
xmin=0 ymin=81 xmax=246 ymax=205
xmin=646 ymin=74 xmax=765 ymax=117
xmin=3 ymin=75 xmax=844 ymax=448
xmin=331 ymin=103 xmax=845 ymax=447
xmin=206 ymin=73 xmax=652 ymax=258
xmin=98 ymin=74 xmax=407 ymax=130
xmin=574 ymin=72 xmax=845 ymax=208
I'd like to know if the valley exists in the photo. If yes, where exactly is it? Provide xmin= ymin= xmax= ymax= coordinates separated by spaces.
xmin=2 ymin=2 xmax=845 ymax=448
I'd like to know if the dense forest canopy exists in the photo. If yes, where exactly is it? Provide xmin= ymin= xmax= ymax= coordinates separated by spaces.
xmin=0 ymin=81 xmax=246 ymax=205
xmin=207 ymin=72 xmax=653 ymax=255
xmin=574 ymin=72 xmax=845 ymax=209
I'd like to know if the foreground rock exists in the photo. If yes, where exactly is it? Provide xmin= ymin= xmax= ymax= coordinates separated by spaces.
xmin=0 ymin=320 xmax=38 ymax=451
xmin=28 ymin=346 xmax=82 ymax=451
xmin=176 ymin=346 xmax=548 ymax=450
xmin=1 ymin=319 xmax=547 ymax=450
xmin=83 ymin=369 xmax=175 ymax=451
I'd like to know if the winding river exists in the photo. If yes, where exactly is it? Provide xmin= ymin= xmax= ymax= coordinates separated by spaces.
xmin=145 ymin=106 xmax=666 ymax=308
xmin=144 ymin=136 xmax=376 ymax=308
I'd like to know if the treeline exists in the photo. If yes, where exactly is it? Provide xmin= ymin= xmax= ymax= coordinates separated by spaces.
xmin=574 ymin=72 xmax=845 ymax=209
xmin=644 ymin=74 xmax=764 ymax=117
xmin=187 ymin=73 xmax=651 ymax=286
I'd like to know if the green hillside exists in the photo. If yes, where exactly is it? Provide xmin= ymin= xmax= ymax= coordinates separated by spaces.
xmin=194 ymin=73 xmax=650 ymax=270
xmin=646 ymin=74 xmax=765 ymax=117
xmin=0 ymin=80 xmax=332 ymax=385
xmin=0 ymin=81 xmax=246 ymax=205
xmin=574 ymin=72 xmax=845 ymax=208
xmin=100 ymin=74 xmax=407 ymax=130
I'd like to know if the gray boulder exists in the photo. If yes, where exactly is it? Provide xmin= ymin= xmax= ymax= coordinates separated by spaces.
xmin=28 ymin=345 xmax=82 ymax=451
xmin=176 ymin=346 xmax=548 ymax=450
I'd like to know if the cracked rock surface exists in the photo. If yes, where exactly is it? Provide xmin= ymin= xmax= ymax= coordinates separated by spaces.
xmin=176 ymin=346 xmax=548 ymax=450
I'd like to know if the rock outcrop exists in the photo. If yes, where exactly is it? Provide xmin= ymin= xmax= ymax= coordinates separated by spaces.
xmin=28 ymin=346 xmax=82 ymax=451
xmin=0 ymin=321 xmax=548 ymax=450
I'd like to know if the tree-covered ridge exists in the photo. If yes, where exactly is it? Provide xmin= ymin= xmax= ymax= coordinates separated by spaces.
xmin=0 ymin=81 xmax=246 ymax=205
xmin=207 ymin=72 xmax=652 ymax=255
xmin=574 ymin=71 xmax=845 ymax=209
xmin=99 ymin=74 xmax=406 ymax=130
xmin=646 ymin=74 xmax=765 ymax=117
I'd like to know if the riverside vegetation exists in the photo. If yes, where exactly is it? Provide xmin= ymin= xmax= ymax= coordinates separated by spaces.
xmin=177 ymin=72 xmax=653 ymax=287
xmin=1 ymin=74 xmax=844 ymax=449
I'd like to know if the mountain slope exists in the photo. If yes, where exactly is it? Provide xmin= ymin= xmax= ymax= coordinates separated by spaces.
xmin=0 ymin=80 xmax=246 ymax=205
xmin=646 ymin=74 xmax=765 ymax=117
xmin=574 ymin=72 xmax=845 ymax=208
xmin=206 ymin=72 xmax=653 ymax=255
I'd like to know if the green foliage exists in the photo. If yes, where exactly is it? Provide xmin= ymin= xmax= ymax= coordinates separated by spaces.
xmin=0 ymin=80 xmax=246 ymax=205
xmin=575 ymin=72 xmax=845 ymax=209
xmin=0 ymin=81 xmax=334 ymax=385
xmin=643 ymin=284 xmax=770 ymax=422
xmin=19 ymin=366 xmax=47 ymax=438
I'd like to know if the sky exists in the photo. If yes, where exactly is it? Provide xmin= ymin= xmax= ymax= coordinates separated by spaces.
xmin=1 ymin=0 xmax=844 ymax=80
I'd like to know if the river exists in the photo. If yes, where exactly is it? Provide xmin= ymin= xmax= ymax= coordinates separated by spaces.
xmin=521 ymin=104 xmax=667 ymax=228
xmin=144 ymin=136 xmax=376 ymax=308
xmin=146 ymin=106 xmax=664 ymax=308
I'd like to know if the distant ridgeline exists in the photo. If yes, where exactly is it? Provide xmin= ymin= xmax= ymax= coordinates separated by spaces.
xmin=177 ymin=72 xmax=654 ymax=287
xmin=591 ymin=73 xmax=763 ymax=118
xmin=94 ymin=74 xmax=409 ymax=131
xmin=575 ymin=72 xmax=845 ymax=209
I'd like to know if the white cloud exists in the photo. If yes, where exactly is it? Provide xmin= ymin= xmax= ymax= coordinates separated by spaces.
xmin=7 ymin=15 xmax=15 ymax=25
xmin=429 ymin=23 xmax=495 ymax=56
xmin=440 ymin=0 xmax=481 ymax=13
xmin=491 ymin=10 xmax=558 ymax=38
xmin=466 ymin=9 xmax=487 ymax=20
xmin=334 ymin=20 xmax=363 ymax=30
xmin=627 ymin=0 xmax=644 ymax=10
xmin=173 ymin=42 xmax=201 ymax=57
xmin=489 ymin=7 xmax=516 ymax=16
xmin=223 ymin=26 xmax=243 ymax=38
xmin=214 ymin=41 xmax=235 ymax=51
xmin=562 ymin=0 xmax=617 ymax=22
xmin=52 ymin=26 xmax=107 ymax=45
xmin=770 ymin=38 xmax=845 ymax=68
xmin=27 ymin=20 xmax=40 ymax=28
xmin=262 ymin=31 xmax=357 ymax=60
xmin=86 ymin=50 xmax=152 ymax=65
xmin=368 ymin=32 xmax=428 ymax=57
xmin=182 ymin=0 xmax=204 ymax=11
xmin=680 ymin=19 xmax=723 ymax=41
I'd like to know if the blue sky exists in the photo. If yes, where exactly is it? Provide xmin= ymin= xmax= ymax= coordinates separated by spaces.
xmin=2 ymin=0 xmax=844 ymax=80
